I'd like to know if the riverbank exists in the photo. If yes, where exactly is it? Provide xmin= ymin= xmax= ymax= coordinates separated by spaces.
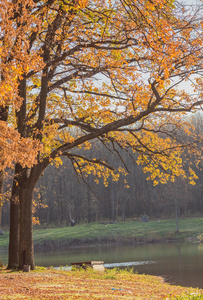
xmin=0 ymin=267 xmax=203 ymax=299
xmin=0 ymin=217 xmax=203 ymax=251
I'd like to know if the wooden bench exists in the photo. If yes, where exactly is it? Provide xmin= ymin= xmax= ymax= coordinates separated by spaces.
xmin=71 ymin=261 xmax=105 ymax=272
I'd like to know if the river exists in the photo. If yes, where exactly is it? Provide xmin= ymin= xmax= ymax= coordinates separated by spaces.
xmin=1 ymin=242 xmax=203 ymax=289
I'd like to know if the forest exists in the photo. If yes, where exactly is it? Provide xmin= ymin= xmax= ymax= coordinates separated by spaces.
xmin=1 ymin=112 xmax=203 ymax=227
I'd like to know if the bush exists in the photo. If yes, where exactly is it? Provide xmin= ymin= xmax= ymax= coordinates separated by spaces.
xmin=197 ymin=234 xmax=203 ymax=243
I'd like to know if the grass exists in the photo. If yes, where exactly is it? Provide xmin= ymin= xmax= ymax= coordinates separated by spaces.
xmin=0 ymin=230 xmax=9 ymax=249
xmin=0 ymin=217 xmax=203 ymax=251
xmin=0 ymin=267 xmax=202 ymax=299
xmin=176 ymin=296 xmax=203 ymax=300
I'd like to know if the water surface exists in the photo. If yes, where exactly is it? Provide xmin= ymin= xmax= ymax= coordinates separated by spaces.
xmin=1 ymin=242 xmax=203 ymax=289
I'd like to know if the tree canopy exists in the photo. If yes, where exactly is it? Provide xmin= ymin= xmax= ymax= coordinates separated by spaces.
xmin=0 ymin=0 xmax=42 ymax=170
xmin=1 ymin=0 xmax=203 ymax=180
xmin=1 ymin=0 xmax=203 ymax=269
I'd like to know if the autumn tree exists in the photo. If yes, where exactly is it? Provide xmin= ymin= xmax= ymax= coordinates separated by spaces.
xmin=0 ymin=0 xmax=42 ymax=235
xmin=4 ymin=0 xmax=203 ymax=269
xmin=0 ymin=0 xmax=42 ymax=169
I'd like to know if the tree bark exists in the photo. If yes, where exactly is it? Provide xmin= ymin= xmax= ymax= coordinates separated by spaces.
xmin=18 ymin=184 xmax=35 ymax=270
xmin=8 ymin=164 xmax=21 ymax=269
xmin=8 ymin=77 xmax=27 ymax=269
xmin=18 ymin=164 xmax=42 ymax=270
xmin=8 ymin=199 xmax=19 ymax=268
xmin=8 ymin=162 xmax=42 ymax=270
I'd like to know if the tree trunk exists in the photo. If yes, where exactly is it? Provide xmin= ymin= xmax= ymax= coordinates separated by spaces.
xmin=87 ymin=184 xmax=92 ymax=223
xmin=175 ymin=197 xmax=179 ymax=233
xmin=122 ymin=199 xmax=127 ymax=221
xmin=18 ymin=164 xmax=42 ymax=270
xmin=8 ymin=75 xmax=27 ymax=268
xmin=111 ymin=184 xmax=115 ymax=221
xmin=18 ymin=184 xmax=35 ymax=270
xmin=8 ymin=162 xmax=43 ymax=270
xmin=8 ymin=164 xmax=22 ymax=269
xmin=0 ymin=59 xmax=8 ymax=230
xmin=8 ymin=199 xmax=19 ymax=269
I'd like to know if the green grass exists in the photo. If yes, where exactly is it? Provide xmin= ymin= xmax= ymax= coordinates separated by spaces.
xmin=0 ymin=230 xmax=9 ymax=250
xmin=0 ymin=217 xmax=203 ymax=251
xmin=175 ymin=295 xmax=203 ymax=300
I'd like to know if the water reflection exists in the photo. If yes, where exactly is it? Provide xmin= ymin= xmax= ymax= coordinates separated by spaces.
xmin=104 ymin=260 xmax=156 ymax=268
xmin=35 ymin=242 xmax=203 ymax=288
xmin=1 ymin=242 xmax=203 ymax=289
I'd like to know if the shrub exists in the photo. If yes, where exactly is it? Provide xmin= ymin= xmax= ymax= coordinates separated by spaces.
xmin=197 ymin=234 xmax=203 ymax=242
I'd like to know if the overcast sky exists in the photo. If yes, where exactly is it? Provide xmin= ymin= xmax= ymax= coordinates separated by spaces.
xmin=181 ymin=0 xmax=201 ymax=5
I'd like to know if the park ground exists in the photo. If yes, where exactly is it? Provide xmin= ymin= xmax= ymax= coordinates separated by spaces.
xmin=0 ymin=267 xmax=203 ymax=300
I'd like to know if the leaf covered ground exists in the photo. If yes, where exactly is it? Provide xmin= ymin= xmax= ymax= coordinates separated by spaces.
xmin=0 ymin=267 xmax=202 ymax=300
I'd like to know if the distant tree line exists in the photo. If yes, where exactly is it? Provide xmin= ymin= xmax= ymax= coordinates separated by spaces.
xmin=1 ymin=155 xmax=203 ymax=226
xmin=2 ymin=114 xmax=203 ymax=227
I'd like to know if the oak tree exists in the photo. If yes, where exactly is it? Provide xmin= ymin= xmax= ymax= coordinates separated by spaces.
xmin=2 ymin=0 xmax=203 ymax=269
xmin=0 ymin=0 xmax=41 ymax=235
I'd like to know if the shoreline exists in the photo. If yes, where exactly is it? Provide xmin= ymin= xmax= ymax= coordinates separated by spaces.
xmin=33 ymin=236 xmax=189 ymax=252
xmin=0 ymin=236 xmax=198 ymax=253
xmin=1 ymin=217 xmax=202 ymax=252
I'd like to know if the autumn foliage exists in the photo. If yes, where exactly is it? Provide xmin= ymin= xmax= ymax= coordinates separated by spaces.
xmin=1 ymin=0 xmax=203 ymax=269
xmin=0 ymin=122 xmax=41 ymax=170
xmin=0 ymin=268 xmax=203 ymax=300
xmin=0 ymin=0 xmax=203 ymax=179
xmin=0 ymin=0 xmax=42 ymax=170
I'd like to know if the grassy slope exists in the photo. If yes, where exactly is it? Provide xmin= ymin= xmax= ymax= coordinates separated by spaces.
xmin=0 ymin=217 xmax=203 ymax=251
xmin=0 ymin=267 xmax=203 ymax=300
